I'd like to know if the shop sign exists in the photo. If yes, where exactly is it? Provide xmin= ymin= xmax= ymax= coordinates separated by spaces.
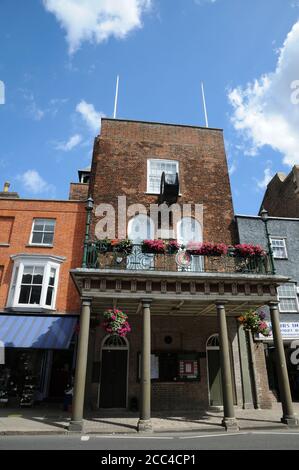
xmin=257 ymin=322 xmax=299 ymax=341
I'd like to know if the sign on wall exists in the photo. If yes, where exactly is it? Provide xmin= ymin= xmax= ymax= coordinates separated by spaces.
xmin=257 ymin=322 xmax=299 ymax=341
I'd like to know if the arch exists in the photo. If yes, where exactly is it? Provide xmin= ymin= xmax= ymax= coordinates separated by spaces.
xmin=177 ymin=217 xmax=202 ymax=244
xmin=128 ymin=214 xmax=154 ymax=243
xmin=206 ymin=334 xmax=220 ymax=349
xmin=101 ymin=334 xmax=129 ymax=349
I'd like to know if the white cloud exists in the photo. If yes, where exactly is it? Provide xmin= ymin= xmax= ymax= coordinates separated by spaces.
xmin=228 ymin=21 xmax=299 ymax=167
xmin=55 ymin=133 xmax=82 ymax=151
xmin=43 ymin=0 xmax=151 ymax=54
xmin=229 ymin=161 xmax=237 ymax=176
xmin=194 ymin=0 xmax=217 ymax=4
xmin=17 ymin=170 xmax=55 ymax=195
xmin=76 ymin=100 xmax=105 ymax=132
xmin=257 ymin=168 xmax=273 ymax=190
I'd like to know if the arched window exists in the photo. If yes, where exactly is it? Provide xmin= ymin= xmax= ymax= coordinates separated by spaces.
xmin=127 ymin=215 xmax=155 ymax=269
xmin=177 ymin=217 xmax=203 ymax=272
xmin=102 ymin=335 xmax=129 ymax=349
xmin=206 ymin=334 xmax=220 ymax=349
xmin=128 ymin=214 xmax=154 ymax=243
xmin=177 ymin=217 xmax=202 ymax=244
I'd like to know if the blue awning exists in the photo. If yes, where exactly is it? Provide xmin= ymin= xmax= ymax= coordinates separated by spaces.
xmin=0 ymin=315 xmax=78 ymax=349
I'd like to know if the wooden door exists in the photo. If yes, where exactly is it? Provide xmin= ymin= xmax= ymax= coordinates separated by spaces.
xmin=99 ymin=349 xmax=128 ymax=408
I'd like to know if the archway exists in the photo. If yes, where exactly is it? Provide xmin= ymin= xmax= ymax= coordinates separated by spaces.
xmin=98 ymin=335 xmax=129 ymax=408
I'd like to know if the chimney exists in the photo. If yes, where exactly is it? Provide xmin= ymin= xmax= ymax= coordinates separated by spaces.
xmin=0 ymin=181 xmax=20 ymax=199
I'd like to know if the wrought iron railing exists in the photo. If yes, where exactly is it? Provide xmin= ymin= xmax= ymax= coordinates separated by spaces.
xmin=83 ymin=242 xmax=273 ymax=275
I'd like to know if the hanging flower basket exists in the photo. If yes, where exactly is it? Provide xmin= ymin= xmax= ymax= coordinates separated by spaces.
xmin=101 ymin=308 xmax=131 ymax=337
xmin=238 ymin=309 xmax=271 ymax=337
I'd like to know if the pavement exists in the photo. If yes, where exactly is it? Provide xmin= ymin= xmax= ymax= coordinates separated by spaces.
xmin=0 ymin=402 xmax=299 ymax=435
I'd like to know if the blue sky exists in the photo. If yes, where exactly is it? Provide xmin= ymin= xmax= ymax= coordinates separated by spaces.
xmin=0 ymin=0 xmax=299 ymax=214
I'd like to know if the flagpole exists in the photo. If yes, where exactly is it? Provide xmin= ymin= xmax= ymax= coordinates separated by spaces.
xmin=113 ymin=75 xmax=119 ymax=119
xmin=201 ymin=82 xmax=209 ymax=128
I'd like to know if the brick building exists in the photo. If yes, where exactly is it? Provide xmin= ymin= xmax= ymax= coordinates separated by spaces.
xmin=69 ymin=118 xmax=295 ymax=432
xmin=0 ymin=186 xmax=86 ymax=404
xmin=260 ymin=166 xmax=299 ymax=218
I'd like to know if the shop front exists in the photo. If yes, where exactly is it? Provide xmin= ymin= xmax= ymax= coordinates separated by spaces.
xmin=0 ymin=314 xmax=78 ymax=407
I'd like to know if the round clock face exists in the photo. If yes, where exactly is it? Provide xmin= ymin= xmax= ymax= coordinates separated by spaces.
xmin=176 ymin=250 xmax=192 ymax=268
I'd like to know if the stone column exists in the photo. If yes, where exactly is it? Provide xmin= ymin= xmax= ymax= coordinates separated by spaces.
xmin=269 ymin=301 xmax=298 ymax=426
xmin=137 ymin=299 xmax=152 ymax=432
xmin=69 ymin=298 xmax=92 ymax=432
xmin=216 ymin=302 xmax=239 ymax=431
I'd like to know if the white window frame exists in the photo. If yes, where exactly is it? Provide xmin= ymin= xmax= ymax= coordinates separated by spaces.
xmin=270 ymin=237 xmax=288 ymax=259
xmin=277 ymin=284 xmax=299 ymax=313
xmin=7 ymin=254 xmax=64 ymax=311
xmin=29 ymin=218 xmax=56 ymax=247
xmin=147 ymin=159 xmax=179 ymax=194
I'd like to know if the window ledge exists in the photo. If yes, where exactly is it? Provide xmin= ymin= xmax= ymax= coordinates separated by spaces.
xmin=5 ymin=306 xmax=56 ymax=313
xmin=0 ymin=243 xmax=10 ymax=247
xmin=145 ymin=192 xmax=182 ymax=197
xmin=26 ymin=244 xmax=54 ymax=248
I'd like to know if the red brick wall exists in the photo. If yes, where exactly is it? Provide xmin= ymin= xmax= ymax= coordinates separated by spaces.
xmin=69 ymin=183 xmax=89 ymax=201
xmin=0 ymin=216 xmax=14 ymax=244
xmin=89 ymin=119 xmax=236 ymax=244
xmin=0 ymin=199 xmax=86 ymax=314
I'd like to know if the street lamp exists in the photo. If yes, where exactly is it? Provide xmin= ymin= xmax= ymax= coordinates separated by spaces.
xmin=260 ymin=208 xmax=276 ymax=275
xmin=82 ymin=196 xmax=94 ymax=268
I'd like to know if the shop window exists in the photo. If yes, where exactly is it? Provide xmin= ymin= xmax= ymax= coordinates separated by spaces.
xmin=0 ymin=216 xmax=14 ymax=245
xmin=270 ymin=237 xmax=288 ymax=259
xmin=29 ymin=219 xmax=56 ymax=246
xmin=137 ymin=352 xmax=200 ymax=382
xmin=278 ymin=284 xmax=299 ymax=313
xmin=147 ymin=159 xmax=179 ymax=194
xmin=7 ymin=254 xmax=64 ymax=310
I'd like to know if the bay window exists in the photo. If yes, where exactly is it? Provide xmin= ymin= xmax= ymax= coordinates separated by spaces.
xmin=7 ymin=254 xmax=64 ymax=310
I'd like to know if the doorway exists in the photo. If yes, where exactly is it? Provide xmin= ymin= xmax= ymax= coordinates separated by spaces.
xmin=98 ymin=335 xmax=129 ymax=408
xmin=206 ymin=334 xmax=223 ymax=406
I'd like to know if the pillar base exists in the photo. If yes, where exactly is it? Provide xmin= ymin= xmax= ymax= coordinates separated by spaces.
xmin=69 ymin=420 xmax=84 ymax=433
xmin=222 ymin=417 xmax=239 ymax=432
xmin=137 ymin=419 xmax=153 ymax=433
xmin=281 ymin=415 xmax=299 ymax=427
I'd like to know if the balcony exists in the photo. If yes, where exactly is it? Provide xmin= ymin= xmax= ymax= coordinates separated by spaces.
xmin=84 ymin=242 xmax=273 ymax=275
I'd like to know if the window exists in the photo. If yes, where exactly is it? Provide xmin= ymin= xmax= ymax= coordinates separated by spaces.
xmin=7 ymin=254 xmax=63 ymax=310
xmin=30 ymin=219 xmax=56 ymax=246
xmin=270 ymin=237 xmax=287 ymax=259
xmin=147 ymin=159 xmax=179 ymax=194
xmin=138 ymin=352 xmax=200 ymax=382
xmin=278 ymin=284 xmax=298 ymax=313
xmin=177 ymin=217 xmax=203 ymax=272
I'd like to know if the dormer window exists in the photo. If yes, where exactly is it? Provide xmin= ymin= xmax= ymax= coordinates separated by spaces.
xmin=7 ymin=254 xmax=64 ymax=311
